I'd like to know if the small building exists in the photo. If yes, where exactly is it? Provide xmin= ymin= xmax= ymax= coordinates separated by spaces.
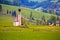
xmin=56 ymin=20 xmax=60 ymax=26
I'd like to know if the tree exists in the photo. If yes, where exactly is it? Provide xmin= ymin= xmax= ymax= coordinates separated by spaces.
xmin=51 ymin=15 xmax=57 ymax=22
xmin=57 ymin=16 xmax=60 ymax=21
xmin=41 ymin=15 xmax=46 ymax=25
xmin=36 ymin=20 xmax=40 ymax=25
xmin=30 ymin=11 xmax=32 ymax=20
xmin=48 ymin=15 xmax=57 ymax=25
xmin=42 ymin=15 xmax=45 ymax=21
xmin=0 ymin=5 xmax=2 ymax=14
xmin=12 ymin=11 xmax=16 ymax=17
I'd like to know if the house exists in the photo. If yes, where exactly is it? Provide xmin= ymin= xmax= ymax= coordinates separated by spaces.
xmin=56 ymin=20 xmax=60 ymax=26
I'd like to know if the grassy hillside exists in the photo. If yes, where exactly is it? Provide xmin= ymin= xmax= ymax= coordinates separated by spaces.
xmin=0 ymin=4 xmax=60 ymax=40
xmin=1 ymin=4 xmax=58 ymax=20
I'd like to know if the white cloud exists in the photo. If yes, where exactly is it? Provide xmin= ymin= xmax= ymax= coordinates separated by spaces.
xmin=28 ymin=0 xmax=47 ymax=2
xmin=51 ymin=0 xmax=59 ymax=2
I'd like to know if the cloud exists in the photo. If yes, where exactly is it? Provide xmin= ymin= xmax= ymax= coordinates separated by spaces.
xmin=28 ymin=0 xmax=47 ymax=2
xmin=51 ymin=0 xmax=59 ymax=2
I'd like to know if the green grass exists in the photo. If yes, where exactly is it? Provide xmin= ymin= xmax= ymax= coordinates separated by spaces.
xmin=0 ymin=14 xmax=60 ymax=40
xmin=0 ymin=32 xmax=60 ymax=40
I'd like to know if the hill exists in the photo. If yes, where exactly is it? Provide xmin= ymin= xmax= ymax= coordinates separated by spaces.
xmin=1 ymin=4 xmax=58 ymax=20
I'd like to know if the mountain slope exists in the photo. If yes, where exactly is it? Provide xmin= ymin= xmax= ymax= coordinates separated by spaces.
xmin=1 ymin=4 xmax=58 ymax=20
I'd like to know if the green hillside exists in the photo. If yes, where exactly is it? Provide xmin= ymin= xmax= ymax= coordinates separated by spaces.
xmin=1 ymin=4 xmax=58 ymax=20
xmin=0 ymin=4 xmax=60 ymax=40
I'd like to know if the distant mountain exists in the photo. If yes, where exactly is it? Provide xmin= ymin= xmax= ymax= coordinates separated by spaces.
xmin=0 ymin=0 xmax=60 ymax=9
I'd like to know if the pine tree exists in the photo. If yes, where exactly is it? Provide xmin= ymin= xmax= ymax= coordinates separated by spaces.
xmin=12 ymin=11 xmax=16 ymax=17
xmin=57 ymin=16 xmax=60 ymax=21
xmin=42 ymin=15 xmax=45 ymax=22
xmin=0 ymin=5 xmax=2 ymax=14
xmin=30 ymin=11 xmax=32 ymax=20
xmin=41 ymin=15 xmax=46 ymax=25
